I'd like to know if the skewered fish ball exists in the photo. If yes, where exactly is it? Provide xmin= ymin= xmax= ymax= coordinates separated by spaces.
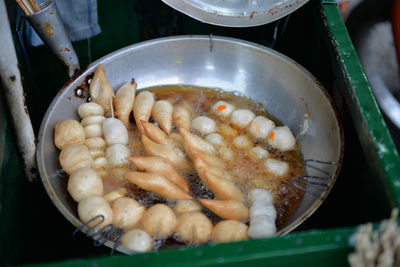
xmin=248 ymin=146 xmax=269 ymax=160
xmin=205 ymin=133 xmax=225 ymax=147
xmin=248 ymin=189 xmax=277 ymax=238
xmin=231 ymin=109 xmax=255 ymax=128
xmin=93 ymin=157 xmax=108 ymax=169
xmin=191 ymin=116 xmax=217 ymax=135
xmin=103 ymin=118 xmax=129 ymax=145
xmin=141 ymin=204 xmax=177 ymax=237
xmin=212 ymin=220 xmax=249 ymax=243
xmin=264 ymin=158 xmax=289 ymax=176
xmin=267 ymin=126 xmax=296 ymax=152
xmin=78 ymin=196 xmax=113 ymax=229
xmin=77 ymin=102 xmax=104 ymax=119
xmin=106 ymin=143 xmax=131 ymax=167
xmin=175 ymin=211 xmax=213 ymax=243
xmin=212 ymin=101 xmax=235 ymax=118
xmin=54 ymin=119 xmax=85 ymax=149
xmin=59 ymin=144 xmax=93 ymax=175
xmin=121 ymin=229 xmax=152 ymax=253
xmin=248 ymin=116 xmax=275 ymax=140
xmin=173 ymin=200 xmax=202 ymax=214
xmin=112 ymin=197 xmax=146 ymax=230
xmin=81 ymin=115 xmax=106 ymax=127
xmin=67 ymin=167 xmax=103 ymax=202
xmin=84 ymin=137 xmax=106 ymax=150
xmin=84 ymin=124 xmax=103 ymax=138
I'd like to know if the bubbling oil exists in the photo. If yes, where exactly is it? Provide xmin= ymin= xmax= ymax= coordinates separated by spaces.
xmin=100 ymin=85 xmax=305 ymax=249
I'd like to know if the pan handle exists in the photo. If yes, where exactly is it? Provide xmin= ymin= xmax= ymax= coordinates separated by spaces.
xmin=26 ymin=0 xmax=80 ymax=78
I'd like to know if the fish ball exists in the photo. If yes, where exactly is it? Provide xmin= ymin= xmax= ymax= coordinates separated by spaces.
xmin=267 ymin=126 xmax=296 ymax=152
xmin=106 ymin=144 xmax=130 ymax=167
xmin=250 ymin=203 xmax=277 ymax=221
xmin=175 ymin=211 xmax=212 ymax=243
xmin=112 ymin=197 xmax=146 ymax=230
xmin=212 ymin=220 xmax=249 ymax=243
xmin=84 ymin=124 xmax=103 ymax=138
xmin=174 ymin=200 xmax=202 ymax=214
xmin=205 ymin=133 xmax=225 ymax=147
xmin=90 ymin=150 xmax=105 ymax=159
xmin=248 ymin=116 xmax=275 ymax=140
xmin=264 ymin=158 xmax=289 ymax=176
xmin=68 ymin=167 xmax=103 ymax=202
xmin=141 ymin=204 xmax=177 ymax=237
xmin=231 ymin=109 xmax=255 ymax=128
xmin=121 ymin=229 xmax=152 ymax=253
xmin=212 ymin=101 xmax=235 ymax=118
xmin=248 ymin=146 xmax=269 ymax=160
xmin=78 ymin=196 xmax=113 ymax=229
xmin=103 ymin=118 xmax=128 ymax=145
xmin=84 ymin=137 xmax=106 ymax=150
xmin=232 ymin=135 xmax=254 ymax=150
xmin=93 ymin=157 xmax=108 ymax=169
xmin=81 ymin=115 xmax=106 ymax=127
xmin=248 ymin=189 xmax=273 ymax=205
xmin=191 ymin=116 xmax=217 ymax=135
xmin=59 ymin=144 xmax=93 ymax=175
xmin=248 ymin=215 xmax=276 ymax=238
xmin=78 ymin=102 xmax=104 ymax=119
xmin=54 ymin=119 xmax=85 ymax=149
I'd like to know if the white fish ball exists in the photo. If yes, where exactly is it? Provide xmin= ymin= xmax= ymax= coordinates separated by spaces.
xmin=205 ymin=133 xmax=225 ymax=147
xmin=78 ymin=102 xmax=104 ymax=119
xmin=106 ymin=144 xmax=130 ymax=167
xmin=248 ymin=116 xmax=275 ymax=140
xmin=68 ymin=167 xmax=103 ymax=202
xmin=84 ymin=124 xmax=103 ymax=138
xmin=267 ymin=126 xmax=296 ymax=152
xmin=212 ymin=101 xmax=235 ymax=118
xmin=249 ymin=203 xmax=277 ymax=221
xmin=264 ymin=158 xmax=289 ymax=176
xmin=112 ymin=197 xmax=146 ymax=230
xmin=54 ymin=119 xmax=85 ymax=150
xmin=78 ymin=196 xmax=113 ymax=229
xmin=231 ymin=109 xmax=255 ymax=128
xmin=248 ymin=189 xmax=273 ymax=205
xmin=103 ymin=118 xmax=128 ymax=145
xmin=248 ymin=146 xmax=269 ymax=160
xmin=59 ymin=144 xmax=93 ymax=175
xmin=121 ymin=229 xmax=152 ymax=253
xmin=248 ymin=215 xmax=276 ymax=239
xmin=81 ymin=115 xmax=106 ymax=127
xmin=191 ymin=116 xmax=217 ymax=135
xmin=84 ymin=137 xmax=106 ymax=150
xmin=232 ymin=135 xmax=254 ymax=150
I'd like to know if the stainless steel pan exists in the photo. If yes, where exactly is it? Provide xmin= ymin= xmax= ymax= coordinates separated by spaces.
xmin=36 ymin=35 xmax=343 ymax=253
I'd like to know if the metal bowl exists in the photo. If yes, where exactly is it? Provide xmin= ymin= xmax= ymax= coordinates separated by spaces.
xmin=37 ymin=35 xmax=343 ymax=253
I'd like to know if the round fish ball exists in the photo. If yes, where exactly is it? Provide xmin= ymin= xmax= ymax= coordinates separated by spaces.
xmin=174 ymin=200 xmax=202 ymax=214
xmin=212 ymin=101 xmax=235 ymax=118
xmin=175 ymin=211 xmax=212 ymax=243
xmin=248 ymin=146 xmax=269 ymax=160
xmin=205 ymin=133 xmax=225 ymax=147
xmin=78 ymin=102 xmax=104 ymax=119
xmin=84 ymin=137 xmax=106 ymax=150
xmin=212 ymin=220 xmax=249 ymax=243
xmin=267 ymin=126 xmax=296 ymax=152
xmin=141 ymin=204 xmax=176 ymax=237
xmin=90 ymin=150 xmax=105 ymax=159
xmin=232 ymin=135 xmax=254 ymax=150
xmin=106 ymin=144 xmax=130 ymax=167
xmin=264 ymin=158 xmax=289 ymax=176
xmin=81 ymin=115 xmax=106 ymax=127
xmin=84 ymin=124 xmax=103 ymax=138
xmin=191 ymin=116 xmax=217 ymax=135
xmin=112 ymin=197 xmax=146 ymax=230
xmin=103 ymin=118 xmax=128 ymax=145
xmin=248 ymin=215 xmax=276 ymax=239
xmin=249 ymin=203 xmax=277 ymax=221
xmin=248 ymin=116 xmax=275 ymax=140
xmin=93 ymin=157 xmax=108 ymax=169
xmin=59 ymin=144 xmax=93 ymax=175
xmin=54 ymin=119 xmax=85 ymax=149
xmin=68 ymin=167 xmax=103 ymax=202
xmin=231 ymin=109 xmax=255 ymax=128
xmin=78 ymin=196 xmax=113 ymax=229
xmin=248 ymin=189 xmax=273 ymax=205
xmin=121 ymin=229 xmax=152 ymax=253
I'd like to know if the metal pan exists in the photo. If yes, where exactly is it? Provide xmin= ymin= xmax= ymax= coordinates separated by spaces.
xmin=36 ymin=35 xmax=343 ymax=253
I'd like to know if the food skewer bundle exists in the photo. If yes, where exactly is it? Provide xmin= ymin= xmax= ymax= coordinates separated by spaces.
xmin=53 ymin=64 xmax=304 ymax=253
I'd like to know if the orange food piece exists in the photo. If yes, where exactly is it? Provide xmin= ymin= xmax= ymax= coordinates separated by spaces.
xmin=268 ymin=131 xmax=275 ymax=141
xmin=217 ymin=105 xmax=227 ymax=111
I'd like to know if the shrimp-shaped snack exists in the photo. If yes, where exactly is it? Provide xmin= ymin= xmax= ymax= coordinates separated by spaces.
xmin=67 ymin=167 xmax=103 ymax=202
xmin=199 ymin=170 xmax=243 ymax=201
xmin=179 ymin=127 xmax=216 ymax=156
xmin=141 ymin=120 xmax=176 ymax=147
xmin=133 ymin=90 xmax=155 ymax=133
xmin=78 ymin=196 xmax=113 ymax=230
xmin=152 ymin=100 xmax=173 ymax=135
xmin=247 ymin=189 xmax=277 ymax=238
xmin=175 ymin=211 xmax=213 ymax=244
xmin=140 ymin=204 xmax=177 ymax=237
xmin=127 ymin=156 xmax=189 ymax=192
xmin=212 ymin=220 xmax=249 ymax=243
xmin=141 ymin=135 xmax=191 ymax=171
xmin=89 ymin=65 xmax=115 ymax=117
xmin=114 ymin=81 xmax=137 ymax=126
xmin=198 ymin=199 xmax=249 ymax=221
xmin=124 ymin=171 xmax=193 ymax=200
xmin=173 ymin=101 xmax=192 ymax=131
xmin=121 ymin=229 xmax=152 ymax=253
